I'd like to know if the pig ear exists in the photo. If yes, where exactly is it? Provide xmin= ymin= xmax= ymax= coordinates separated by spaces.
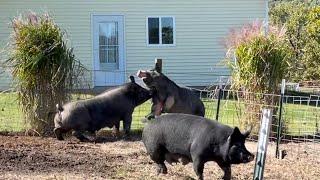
xmin=230 ymin=127 xmax=242 ymax=142
xmin=243 ymin=126 xmax=253 ymax=139
xmin=129 ymin=76 xmax=135 ymax=83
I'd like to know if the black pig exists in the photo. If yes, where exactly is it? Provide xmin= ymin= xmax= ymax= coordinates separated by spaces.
xmin=137 ymin=68 xmax=205 ymax=119
xmin=54 ymin=76 xmax=151 ymax=141
xmin=142 ymin=113 xmax=254 ymax=180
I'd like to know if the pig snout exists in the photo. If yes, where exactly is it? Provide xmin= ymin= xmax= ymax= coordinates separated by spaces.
xmin=137 ymin=70 xmax=147 ymax=78
xmin=137 ymin=70 xmax=153 ymax=86
xmin=54 ymin=127 xmax=64 ymax=140
xmin=242 ymin=152 xmax=254 ymax=163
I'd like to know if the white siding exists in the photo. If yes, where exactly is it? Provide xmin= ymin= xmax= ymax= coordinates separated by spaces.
xmin=0 ymin=0 xmax=266 ymax=89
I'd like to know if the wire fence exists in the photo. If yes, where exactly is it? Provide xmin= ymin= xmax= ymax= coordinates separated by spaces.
xmin=213 ymin=89 xmax=320 ymax=159
xmin=0 ymin=71 xmax=320 ymax=159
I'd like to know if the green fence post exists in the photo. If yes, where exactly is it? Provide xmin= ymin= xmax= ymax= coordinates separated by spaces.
xmin=276 ymin=79 xmax=285 ymax=158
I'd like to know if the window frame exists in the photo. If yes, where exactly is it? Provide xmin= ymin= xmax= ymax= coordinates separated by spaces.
xmin=146 ymin=16 xmax=176 ymax=47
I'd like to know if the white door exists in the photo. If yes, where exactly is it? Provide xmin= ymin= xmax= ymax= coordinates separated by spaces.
xmin=93 ymin=15 xmax=125 ymax=86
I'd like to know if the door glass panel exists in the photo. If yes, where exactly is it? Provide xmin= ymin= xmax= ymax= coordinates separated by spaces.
xmin=107 ymin=46 xmax=118 ymax=63
xmin=99 ymin=22 xmax=119 ymax=69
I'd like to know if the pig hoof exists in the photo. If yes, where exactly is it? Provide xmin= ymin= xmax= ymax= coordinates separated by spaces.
xmin=57 ymin=136 xmax=64 ymax=141
xmin=145 ymin=114 xmax=155 ymax=121
xmin=156 ymin=163 xmax=167 ymax=175
xmin=181 ymin=157 xmax=190 ymax=165
xmin=157 ymin=167 xmax=167 ymax=175
xmin=84 ymin=134 xmax=97 ymax=142
xmin=123 ymin=133 xmax=131 ymax=140
xmin=222 ymin=175 xmax=231 ymax=180
xmin=72 ymin=131 xmax=90 ymax=142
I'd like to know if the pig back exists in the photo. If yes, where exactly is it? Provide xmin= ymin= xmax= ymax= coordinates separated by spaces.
xmin=92 ymin=88 xmax=137 ymax=113
xmin=173 ymin=88 xmax=205 ymax=117
xmin=143 ymin=113 xmax=221 ymax=156
xmin=57 ymin=101 xmax=92 ymax=130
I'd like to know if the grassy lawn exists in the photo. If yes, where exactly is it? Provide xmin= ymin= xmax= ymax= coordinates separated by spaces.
xmin=0 ymin=92 xmax=319 ymax=136
xmin=283 ymin=103 xmax=320 ymax=136
xmin=0 ymin=92 xmax=24 ymax=131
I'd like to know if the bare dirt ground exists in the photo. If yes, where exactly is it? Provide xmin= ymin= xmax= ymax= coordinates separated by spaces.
xmin=0 ymin=134 xmax=319 ymax=180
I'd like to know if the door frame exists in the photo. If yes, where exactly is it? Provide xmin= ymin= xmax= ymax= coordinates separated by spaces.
xmin=91 ymin=13 xmax=126 ymax=87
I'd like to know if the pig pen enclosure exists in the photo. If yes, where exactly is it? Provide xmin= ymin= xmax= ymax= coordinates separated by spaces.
xmin=1 ymin=80 xmax=320 ymax=179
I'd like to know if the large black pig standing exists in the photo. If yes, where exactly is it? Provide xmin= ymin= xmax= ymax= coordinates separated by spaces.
xmin=54 ymin=76 xmax=151 ymax=141
xmin=142 ymin=113 xmax=254 ymax=180
xmin=137 ymin=67 xmax=205 ymax=119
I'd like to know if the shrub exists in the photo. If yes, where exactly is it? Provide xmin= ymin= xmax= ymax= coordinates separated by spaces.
xmin=225 ymin=21 xmax=292 ymax=94
xmin=224 ymin=21 xmax=292 ymax=131
xmin=6 ymin=12 xmax=85 ymax=135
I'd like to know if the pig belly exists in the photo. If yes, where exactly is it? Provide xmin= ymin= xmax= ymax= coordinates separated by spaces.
xmin=90 ymin=116 xmax=121 ymax=131
xmin=165 ymin=153 xmax=191 ymax=165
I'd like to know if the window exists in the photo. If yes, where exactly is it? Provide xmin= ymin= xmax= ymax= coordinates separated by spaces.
xmin=147 ymin=17 xmax=175 ymax=45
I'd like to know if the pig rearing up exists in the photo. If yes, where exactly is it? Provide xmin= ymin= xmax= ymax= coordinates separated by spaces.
xmin=142 ymin=113 xmax=254 ymax=180
xmin=54 ymin=76 xmax=151 ymax=141
xmin=137 ymin=67 xmax=205 ymax=119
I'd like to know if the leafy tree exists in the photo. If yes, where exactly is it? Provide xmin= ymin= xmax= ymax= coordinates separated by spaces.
xmin=303 ymin=6 xmax=320 ymax=80
xmin=269 ymin=0 xmax=320 ymax=81
xmin=269 ymin=1 xmax=308 ymax=81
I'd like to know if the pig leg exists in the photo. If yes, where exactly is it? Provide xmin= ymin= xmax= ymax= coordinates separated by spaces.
xmin=152 ymin=154 xmax=167 ymax=174
xmin=84 ymin=130 xmax=97 ymax=142
xmin=157 ymin=163 xmax=167 ymax=174
xmin=149 ymin=146 xmax=168 ymax=174
xmin=163 ymin=96 xmax=175 ymax=111
xmin=146 ymin=97 xmax=163 ymax=120
xmin=123 ymin=115 xmax=132 ymax=136
xmin=165 ymin=153 xmax=179 ymax=165
xmin=192 ymin=157 xmax=204 ymax=180
xmin=153 ymin=102 xmax=163 ymax=116
xmin=145 ymin=104 xmax=157 ymax=120
xmin=217 ymin=162 xmax=231 ymax=180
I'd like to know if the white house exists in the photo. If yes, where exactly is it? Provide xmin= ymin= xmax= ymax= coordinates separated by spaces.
xmin=0 ymin=0 xmax=267 ymax=90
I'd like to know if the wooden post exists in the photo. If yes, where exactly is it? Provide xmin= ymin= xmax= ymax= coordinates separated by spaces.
xmin=154 ymin=58 xmax=162 ymax=73
xmin=215 ymin=83 xmax=223 ymax=121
